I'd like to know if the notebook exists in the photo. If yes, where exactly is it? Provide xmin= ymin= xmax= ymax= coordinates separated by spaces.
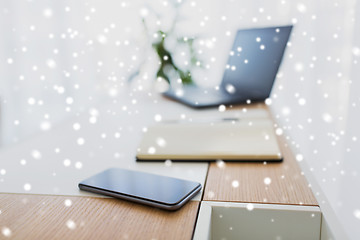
xmin=136 ymin=118 xmax=282 ymax=162
xmin=163 ymin=25 xmax=293 ymax=108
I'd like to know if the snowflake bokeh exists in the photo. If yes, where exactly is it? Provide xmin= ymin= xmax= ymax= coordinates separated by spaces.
xmin=0 ymin=0 xmax=360 ymax=239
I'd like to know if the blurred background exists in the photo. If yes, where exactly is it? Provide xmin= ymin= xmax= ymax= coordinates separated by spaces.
xmin=1 ymin=0 xmax=360 ymax=239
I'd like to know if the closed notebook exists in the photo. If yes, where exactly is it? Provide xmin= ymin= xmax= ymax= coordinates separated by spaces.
xmin=136 ymin=118 xmax=282 ymax=162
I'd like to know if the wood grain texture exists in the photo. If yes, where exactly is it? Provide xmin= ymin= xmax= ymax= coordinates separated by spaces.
xmin=203 ymin=106 xmax=318 ymax=206
xmin=0 ymin=194 xmax=199 ymax=240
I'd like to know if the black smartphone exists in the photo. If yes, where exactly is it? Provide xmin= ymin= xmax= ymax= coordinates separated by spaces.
xmin=78 ymin=168 xmax=201 ymax=211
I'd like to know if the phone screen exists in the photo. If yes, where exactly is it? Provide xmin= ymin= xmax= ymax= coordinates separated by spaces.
xmin=79 ymin=168 xmax=201 ymax=207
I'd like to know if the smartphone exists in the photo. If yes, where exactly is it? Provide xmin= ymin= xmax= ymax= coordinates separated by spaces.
xmin=78 ymin=168 xmax=201 ymax=211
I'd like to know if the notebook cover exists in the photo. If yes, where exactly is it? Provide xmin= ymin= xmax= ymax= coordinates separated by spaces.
xmin=136 ymin=119 xmax=282 ymax=162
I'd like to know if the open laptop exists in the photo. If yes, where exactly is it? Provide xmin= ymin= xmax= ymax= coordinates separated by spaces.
xmin=163 ymin=25 xmax=293 ymax=108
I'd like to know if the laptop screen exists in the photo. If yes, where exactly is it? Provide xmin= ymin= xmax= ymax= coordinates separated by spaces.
xmin=221 ymin=25 xmax=293 ymax=100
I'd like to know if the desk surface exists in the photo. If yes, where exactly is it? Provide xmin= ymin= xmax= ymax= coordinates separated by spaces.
xmin=204 ymin=135 xmax=318 ymax=206
xmin=0 ymin=193 xmax=199 ymax=240
xmin=0 ymin=93 xmax=317 ymax=239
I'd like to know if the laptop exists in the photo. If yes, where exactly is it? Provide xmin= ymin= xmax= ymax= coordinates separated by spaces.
xmin=163 ymin=25 xmax=293 ymax=108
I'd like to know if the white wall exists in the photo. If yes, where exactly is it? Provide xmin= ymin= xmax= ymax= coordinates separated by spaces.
xmin=0 ymin=0 xmax=145 ymax=145
xmin=270 ymin=0 xmax=360 ymax=239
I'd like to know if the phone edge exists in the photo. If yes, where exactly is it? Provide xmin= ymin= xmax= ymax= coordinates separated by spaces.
xmin=78 ymin=183 xmax=202 ymax=211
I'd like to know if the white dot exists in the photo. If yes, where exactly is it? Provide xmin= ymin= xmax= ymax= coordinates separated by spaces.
xmin=64 ymin=199 xmax=72 ymax=207
xmin=46 ymin=59 xmax=56 ymax=69
xmin=66 ymin=220 xmax=76 ymax=230
xmin=75 ymin=162 xmax=83 ymax=169
xmin=216 ymin=160 xmax=225 ymax=169
xmin=108 ymin=88 xmax=118 ymax=97
xmin=97 ymin=35 xmax=107 ymax=44
xmin=295 ymin=63 xmax=304 ymax=72
xmin=225 ymin=84 xmax=236 ymax=94
xmin=296 ymin=154 xmax=304 ymax=162
xmin=282 ymin=107 xmax=290 ymax=116
xmin=20 ymin=159 xmax=27 ymax=165
xmin=265 ymin=98 xmax=272 ymax=105
xmin=232 ymin=180 xmax=239 ymax=188
xmin=246 ymin=203 xmax=254 ymax=211
xmin=43 ymin=8 xmax=53 ymax=18
xmin=156 ymin=138 xmax=166 ymax=147
xmin=31 ymin=150 xmax=42 ymax=159
xmin=207 ymin=191 xmax=215 ymax=198
xmin=256 ymin=37 xmax=261 ymax=42
xmin=24 ymin=183 xmax=32 ymax=191
xmin=148 ymin=147 xmax=156 ymax=154
xmin=77 ymin=138 xmax=85 ymax=145
xmin=63 ymin=159 xmax=71 ymax=167
xmin=260 ymin=44 xmax=265 ymax=50
xmin=73 ymin=123 xmax=81 ymax=130
xmin=2 ymin=227 xmax=12 ymax=237
xmin=154 ymin=114 xmax=162 ymax=122
xmin=114 ymin=132 xmax=121 ymax=138
xmin=322 ymin=113 xmax=333 ymax=123
xmin=353 ymin=47 xmax=360 ymax=56
xmin=354 ymin=209 xmax=360 ymax=219
xmin=0 ymin=169 xmax=6 ymax=175
xmin=218 ymin=105 xmax=226 ymax=112
xmin=140 ymin=8 xmax=149 ymax=17
xmin=175 ymin=89 xmax=184 ymax=97
xmin=89 ymin=109 xmax=99 ymax=116
xmin=28 ymin=98 xmax=36 ymax=105
xmin=297 ymin=3 xmax=307 ymax=13
xmin=40 ymin=121 xmax=51 ymax=131
xmin=298 ymin=98 xmax=306 ymax=105
xmin=57 ymin=86 xmax=65 ymax=94
xmin=7 ymin=58 xmax=13 ymax=64
xmin=264 ymin=177 xmax=272 ymax=185
xmin=66 ymin=97 xmax=74 ymax=104
xmin=89 ymin=116 xmax=97 ymax=124
xmin=244 ymin=59 xmax=249 ymax=64
xmin=165 ymin=159 xmax=172 ymax=167
xmin=275 ymin=128 xmax=283 ymax=135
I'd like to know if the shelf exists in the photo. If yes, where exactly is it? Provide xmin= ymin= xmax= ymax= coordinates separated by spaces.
xmin=194 ymin=201 xmax=321 ymax=240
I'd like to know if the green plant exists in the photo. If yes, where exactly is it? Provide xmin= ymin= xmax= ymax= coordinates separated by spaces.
xmin=129 ymin=2 xmax=203 ymax=86
xmin=152 ymin=31 xmax=196 ymax=85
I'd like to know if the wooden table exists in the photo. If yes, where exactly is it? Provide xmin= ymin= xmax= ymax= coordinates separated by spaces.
xmin=0 ymin=103 xmax=317 ymax=239
xmin=203 ymin=134 xmax=318 ymax=206
xmin=0 ymin=194 xmax=199 ymax=240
